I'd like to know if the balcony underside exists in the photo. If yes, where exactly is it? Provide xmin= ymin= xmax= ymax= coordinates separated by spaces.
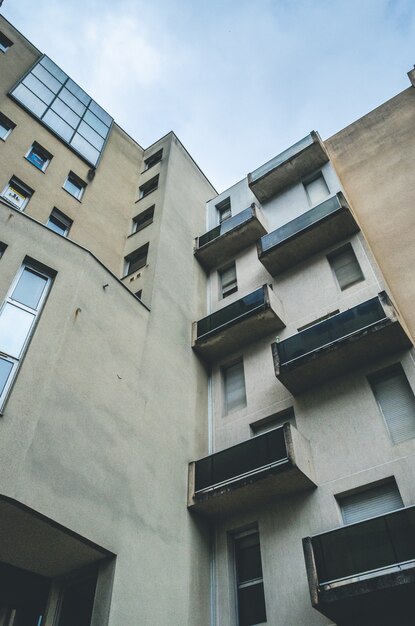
xmin=273 ymin=318 xmax=411 ymax=394
xmin=315 ymin=567 xmax=415 ymax=626
xmin=258 ymin=205 xmax=359 ymax=276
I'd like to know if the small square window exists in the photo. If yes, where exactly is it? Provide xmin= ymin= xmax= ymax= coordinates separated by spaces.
xmin=327 ymin=243 xmax=364 ymax=290
xmin=46 ymin=208 xmax=72 ymax=237
xmin=1 ymin=176 xmax=33 ymax=210
xmin=0 ymin=113 xmax=15 ymax=141
xmin=26 ymin=142 xmax=53 ymax=172
xmin=125 ymin=243 xmax=149 ymax=276
xmin=144 ymin=149 xmax=163 ymax=170
xmin=132 ymin=206 xmax=154 ymax=234
xmin=63 ymin=172 xmax=86 ymax=200
xmin=219 ymin=263 xmax=237 ymax=299
xmin=139 ymin=175 xmax=159 ymax=199
xmin=216 ymin=197 xmax=231 ymax=224
xmin=0 ymin=32 xmax=13 ymax=53
xmin=304 ymin=173 xmax=329 ymax=206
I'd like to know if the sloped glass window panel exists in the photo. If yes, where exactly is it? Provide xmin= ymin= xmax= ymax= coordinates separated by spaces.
xmin=40 ymin=56 xmax=67 ymax=83
xmin=59 ymin=87 xmax=87 ymax=116
xmin=51 ymin=98 xmax=80 ymax=128
xmin=70 ymin=134 xmax=100 ymax=166
xmin=32 ymin=63 xmax=62 ymax=94
xmin=22 ymin=73 xmax=55 ymax=105
xmin=88 ymin=100 xmax=112 ymax=126
xmin=43 ymin=109 xmax=74 ymax=142
xmin=11 ymin=84 xmax=47 ymax=117
xmin=77 ymin=120 xmax=105 ymax=150
xmin=66 ymin=78 xmax=91 ymax=106
xmin=84 ymin=110 xmax=108 ymax=138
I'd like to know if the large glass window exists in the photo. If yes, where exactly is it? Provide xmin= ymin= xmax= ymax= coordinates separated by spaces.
xmin=10 ymin=56 xmax=113 ymax=166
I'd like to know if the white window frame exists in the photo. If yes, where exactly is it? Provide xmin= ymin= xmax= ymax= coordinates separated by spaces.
xmin=1 ymin=176 xmax=33 ymax=211
xmin=63 ymin=172 xmax=86 ymax=201
xmin=25 ymin=142 xmax=53 ymax=172
xmin=0 ymin=113 xmax=15 ymax=141
xmin=0 ymin=262 xmax=53 ymax=411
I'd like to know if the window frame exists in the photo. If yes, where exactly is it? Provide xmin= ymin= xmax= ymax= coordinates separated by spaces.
xmin=25 ymin=141 xmax=53 ymax=172
xmin=138 ymin=175 xmax=159 ymax=200
xmin=0 ymin=112 xmax=15 ymax=141
xmin=63 ymin=171 xmax=86 ymax=201
xmin=143 ymin=149 xmax=163 ymax=171
xmin=303 ymin=171 xmax=330 ymax=206
xmin=131 ymin=206 xmax=155 ymax=235
xmin=219 ymin=262 xmax=238 ymax=299
xmin=216 ymin=197 xmax=231 ymax=224
xmin=327 ymin=243 xmax=364 ymax=291
xmin=1 ymin=176 xmax=33 ymax=211
xmin=124 ymin=243 xmax=149 ymax=277
xmin=232 ymin=527 xmax=267 ymax=626
xmin=0 ymin=32 xmax=13 ymax=53
xmin=46 ymin=208 xmax=72 ymax=237
xmin=222 ymin=357 xmax=247 ymax=415
xmin=336 ymin=478 xmax=403 ymax=526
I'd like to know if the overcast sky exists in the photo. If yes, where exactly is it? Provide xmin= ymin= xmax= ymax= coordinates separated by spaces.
xmin=2 ymin=0 xmax=414 ymax=191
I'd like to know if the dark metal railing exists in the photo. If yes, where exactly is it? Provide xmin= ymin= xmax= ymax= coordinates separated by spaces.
xmin=277 ymin=297 xmax=387 ymax=365
xmin=198 ymin=206 xmax=254 ymax=248
xmin=194 ymin=427 xmax=287 ymax=493
xmin=196 ymin=286 xmax=266 ymax=340
xmin=260 ymin=195 xmax=342 ymax=253
xmin=311 ymin=506 xmax=415 ymax=585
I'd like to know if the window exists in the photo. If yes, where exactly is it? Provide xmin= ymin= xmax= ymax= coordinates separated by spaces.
xmin=135 ymin=290 xmax=142 ymax=300
xmin=327 ymin=244 xmax=364 ymax=290
xmin=0 ymin=32 xmax=13 ymax=53
xmin=9 ymin=56 xmax=112 ymax=166
xmin=219 ymin=263 xmax=237 ymax=299
xmin=25 ymin=142 xmax=53 ymax=172
xmin=304 ymin=173 xmax=329 ymax=206
xmin=46 ymin=208 xmax=72 ymax=236
xmin=251 ymin=407 xmax=295 ymax=436
xmin=216 ymin=197 xmax=231 ymax=224
xmin=0 ymin=113 xmax=15 ymax=141
xmin=144 ymin=149 xmax=163 ymax=170
xmin=125 ymin=243 xmax=149 ymax=276
xmin=369 ymin=364 xmax=415 ymax=444
xmin=139 ymin=175 xmax=159 ymax=199
xmin=1 ymin=176 xmax=33 ymax=210
xmin=234 ymin=529 xmax=267 ymax=626
xmin=0 ymin=262 xmax=53 ymax=409
xmin=0 ymin=243 xmax=6 ymax=259
xmin=223 ymin=359 xmax=246 ymax=414
xmin=132 ymin=206 xmax=154 ymax=234
xmin=337 ymin=479 xmax=403 ymax=525
xmin=63 ymin=172 xmax=86 ymax=200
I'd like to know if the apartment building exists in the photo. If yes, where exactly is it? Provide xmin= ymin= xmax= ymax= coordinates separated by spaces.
xmin=1 ymin=12 xmax=415 ymax=626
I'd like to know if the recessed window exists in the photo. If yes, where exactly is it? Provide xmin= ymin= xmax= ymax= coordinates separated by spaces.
xmin=25 ymin=142 xmax=53 ymax=172
xmin=46 ymin=208 xmax=72 ymax=237
xmin=132 ymin=206 xmax=154 ymax=234
xmin=135 ymin=290 xmax=142 ymax=300
xmin=234 ymin=529 xmax=267 ymax=626
xmin=139 ymin=175 xmax=159 ymax=199
xmin=337 ymin=479 xmax=403 ymax=525
xmin=219 ymin=263 xmax=237 ymax=299
xmin=1 ymin=176 xmax=33 ymax=210
xmin=223 ymin=358 xmax=246 ymax=415
xmin=304 ymin=173 xmax=329 ymax=206
xmin=251 ymin=407 xmax=295 ymax=436
xmin=144 ymin=149 xmax=163 ymax=170
xmin=369 ymin=364 xmax=415 ymax=444
xmin=327 ymin=244 xmax=364 ymax=290
xmin=125 ymin=243 xmax=149 ymax=276
xmin=63 ymin=172 xmax=86 ymax=200
xmin=0 ymin=32 xmax=13 ymax=53
xmin=216 ymin=197 xmax=231 ymax=224
xmin=0 ymin=113 xmax=15 ymax=141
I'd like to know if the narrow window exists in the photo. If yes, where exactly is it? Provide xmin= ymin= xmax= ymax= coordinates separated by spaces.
xmin=46 ymin=208 xmax=72 ymax=237
xmin=327 ymin=243 xmax=364 ymax=290
xmin=0 ymin=113 xmax=15 ymax=141
xmin=337 ymin=479 xmax=403 ymax=525
xmin=1 ymin=176 xmax=33 ymax=210
xmin=132 ymin=206 xmax=154 ymax=234
xmin=0 ymin=262 xmax=53 ymax=409
xmin=25 ymin=142 xmax=53 ymax=172
xmin=139 ymin=175 xmax=159 ymax=199
xmin=219 ymin=263 xmax=237 ymax=299
xmin=125 ymin=243 xmax=149 ymax=276
xmin=0 ymin=32 xmax=13 ymax=53
xmin=216 ymin=197 xmax=231 ymax=224
xmin=63 ymin=172 xmax=86 ymax=200
xmin=304 ymin=173 xmax=329 ymax=206
xmin=144 ymin=149 xmax=163 ymax=170
xmin=234 ymin=529 xmax=267 ymax=626
xmin=369 ymin=364 xmax=415 ymax=444
xmin=223 ymin=359 xmax=246 ymax=414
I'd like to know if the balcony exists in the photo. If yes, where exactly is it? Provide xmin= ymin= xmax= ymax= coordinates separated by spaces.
xmin=195 ymin=204 xmax=267 ymax=271
xmin=303 ymin=506 xmax=415 ymax=625
xmin=272 ymin=293 xmax=412 ymax=394
xmin=258 ymin=193 xmax=359 ymax=276
xmin=192 ymin=285 xmax=285 ymax=363
xmin=188 ymin=423 xmax=316 ymax=519
xmin=248 ymin=132 xmax=329 ymax=203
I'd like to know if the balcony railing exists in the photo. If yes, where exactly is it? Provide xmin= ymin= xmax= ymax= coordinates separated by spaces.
xmin=189 ymin=423 xmax=316 ymax=518
xmin=258 ymin=193 xmax=359 ymax=275
xmin=272 ymin=294 xmax=412 ymax=393
xmin=303 ymin=506 xmax=415 ymax=624
xmin=193 ymin=285 xmax=285 ymax=362
xmin=195 ymin=204 xmax=267 ymax=270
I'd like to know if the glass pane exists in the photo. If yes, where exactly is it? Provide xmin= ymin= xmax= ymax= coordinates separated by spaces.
xmin=64 ymin=177 xmax=83 ymax=199
xmin=0 ymin=357 xmax=13 ymax=396
xmin=0 ymin=303 xmax=34 ymax=358
xmin=70 ymin=133 xmax=100 ymax=166
xmin=77 ymin=120 xmax=105 ymax=150
xmin=43 ymin=109 xmax=74 ymax=142
xmin=11 ymin=84 xmax=48 ymax=117
xmin=32 ymin=64 xmax=62 ymax=94
xmin=47 ymin=216 xmax=68 ymax=236
xmin=22 ymin=74 xmax=55 ymax=105
xmin=305 ymin=175 xmax=329 ymax=205
xmin=84 ymin=109 xmax=108 ymax=138
xmin=197 ymin=287 xmax=265 ymax=338
xmin=27 ymin=148 xmax=48 ymax=170
xmin=51 ymin=98 xmax=80 ymax=128
xmin=59 ymin=87 xmax=87 ymax=117
xmin=3 ymin=184 xmax=28 ymax=210
xmin=88 ymin=100 xmax=112 ymax=126
xmin=238 ymin=583 xmax=267 ymax=626
xmin=58 ymin=573 xmax=97 ymax=626
xmin=12 ymin=268 xmax=48 ymax=309
xmin=40 ymin=56 xmax=67 ymax=83
xmin=65 ymin=78 xmax=91 ymax=106
xmin=236 ymin=534 xmax=263 ymax=583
